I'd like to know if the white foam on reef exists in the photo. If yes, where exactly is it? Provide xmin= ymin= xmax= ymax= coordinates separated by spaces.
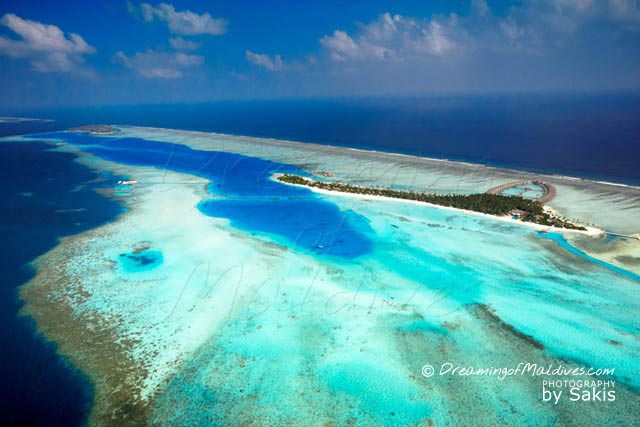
xmin=15 ymin=132 xmax=640 ymax=426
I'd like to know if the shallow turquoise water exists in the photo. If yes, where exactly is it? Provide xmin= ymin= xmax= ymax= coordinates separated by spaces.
xmin=322 ymin=361 xmax=432 ymax=424
xmin=537 ymin=232 xmax=640 ymax=282
xmin=20 ymin=131 xmax=640 ymax=426
xmin=500 ymin=184 xmax=545 ymax=199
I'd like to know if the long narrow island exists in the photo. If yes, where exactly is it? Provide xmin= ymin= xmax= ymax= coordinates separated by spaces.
xmin=277 ymin=174 xmax=586 ymax=230
xmin=68 ymin=124 xmax=118 ymax=135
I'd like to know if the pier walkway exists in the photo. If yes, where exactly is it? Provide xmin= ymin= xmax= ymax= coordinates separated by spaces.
xmin=486 ymin=180 xmax=557 ymax=203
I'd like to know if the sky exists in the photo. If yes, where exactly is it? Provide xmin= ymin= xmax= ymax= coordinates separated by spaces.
xmin=1 ymin=0 xmax=639 ymax=108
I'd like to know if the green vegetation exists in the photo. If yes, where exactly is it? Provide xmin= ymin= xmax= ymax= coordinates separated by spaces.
xmin=69 ymin=124 xmax=117 ymax=134
xmin=277 ymin=174 xmax=586 ymax=231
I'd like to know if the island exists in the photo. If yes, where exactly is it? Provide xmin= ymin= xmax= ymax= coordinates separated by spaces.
xmin=68 ymin=124 xmax=118 ymax=135
xmin=277 ymin=174 xmax=586 ymax=230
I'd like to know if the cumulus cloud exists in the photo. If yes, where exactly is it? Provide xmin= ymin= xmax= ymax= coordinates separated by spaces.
xmin=0 ymin=13 xmax=95 ymax=73
xmin=409 ymin=21 xmax=458 ymax=55
xmin=320 ymin=13 xmax=463 ymax=62
xmin=174 ymin=52 xmax=203 ymax=66
xmin=509 ymin=0 xmax=640 ymax=36
xmin=113 ymin=49 xmax=203 ymax=78
xmin=318 ymin=2 xmax=640 ymax=66
xmin=136 ymin=2 xmax=227 ymax=35
xmin=245 ymin=50 xmax=284 ymax=71
xmin=320 ymin=31 xmax=361 ymax=61
xmin=169 ymin=36 xmax=200 ymax=50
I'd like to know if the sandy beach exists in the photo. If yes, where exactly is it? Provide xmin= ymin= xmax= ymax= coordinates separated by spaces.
xmin=273 ymin=174 xmax=605 ymax=237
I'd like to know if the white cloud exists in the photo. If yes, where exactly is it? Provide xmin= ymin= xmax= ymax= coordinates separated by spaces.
xmin=316 ymin=3 xmax=640 ymax=68
xmin=320 ymin=13 xmax=462 ymax=62
xmin=471 ymin=0 xmax=491 ymax=18
xmin=169 ymin=36 xmax=200 ymax=50
xmin=245 ymin=50 xmax=284 ymax=71
xmin=0 ymin=13 xmax=95 ymax=73
xmin=113 ymin=49 xmax=203 ymax=78
xmin=553 ymin=0 xmax=595 ymax=11
xmin=510 ymin=0 xmax=640 ymax=35
xmin=499 ymin=17 xmax=527 ymax=44
xmin=319 ymin=30 xmax=362 ymax=61
xmin=175 ymin=52 xmax=203 ymax=66
xmin=138 ymin=3 xmax=227 ymax=35
xmin=411 ymin=21 xmax=458 ymax=55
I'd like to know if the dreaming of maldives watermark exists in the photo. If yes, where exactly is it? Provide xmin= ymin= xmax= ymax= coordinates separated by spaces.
xmin=421 ymin=363 xmax=617 ymax=404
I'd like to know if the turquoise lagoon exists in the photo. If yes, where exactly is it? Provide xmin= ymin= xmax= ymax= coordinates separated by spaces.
xmin=500 ymin=184 xmax=545 ymax=199
xmin=13 ymin=128 xmax=640 ymax=426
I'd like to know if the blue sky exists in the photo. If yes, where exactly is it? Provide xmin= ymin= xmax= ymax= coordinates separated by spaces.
xmin=1 ymin=0 xmax=639 ymax=108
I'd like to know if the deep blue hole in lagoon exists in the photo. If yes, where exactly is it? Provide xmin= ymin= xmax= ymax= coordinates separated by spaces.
xmin=34 ymin=132 xmax=374 ymax=259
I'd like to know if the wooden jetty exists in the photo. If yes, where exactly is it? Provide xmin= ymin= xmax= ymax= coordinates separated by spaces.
xmin=486 ymin=180 xmax=556 ymax=203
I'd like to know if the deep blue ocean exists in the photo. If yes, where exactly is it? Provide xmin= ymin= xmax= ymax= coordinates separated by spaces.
xmin=0 ymin=95 xmax=639 ymax=425
xmin=0 ymin=138 xmax=122 ymax=426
